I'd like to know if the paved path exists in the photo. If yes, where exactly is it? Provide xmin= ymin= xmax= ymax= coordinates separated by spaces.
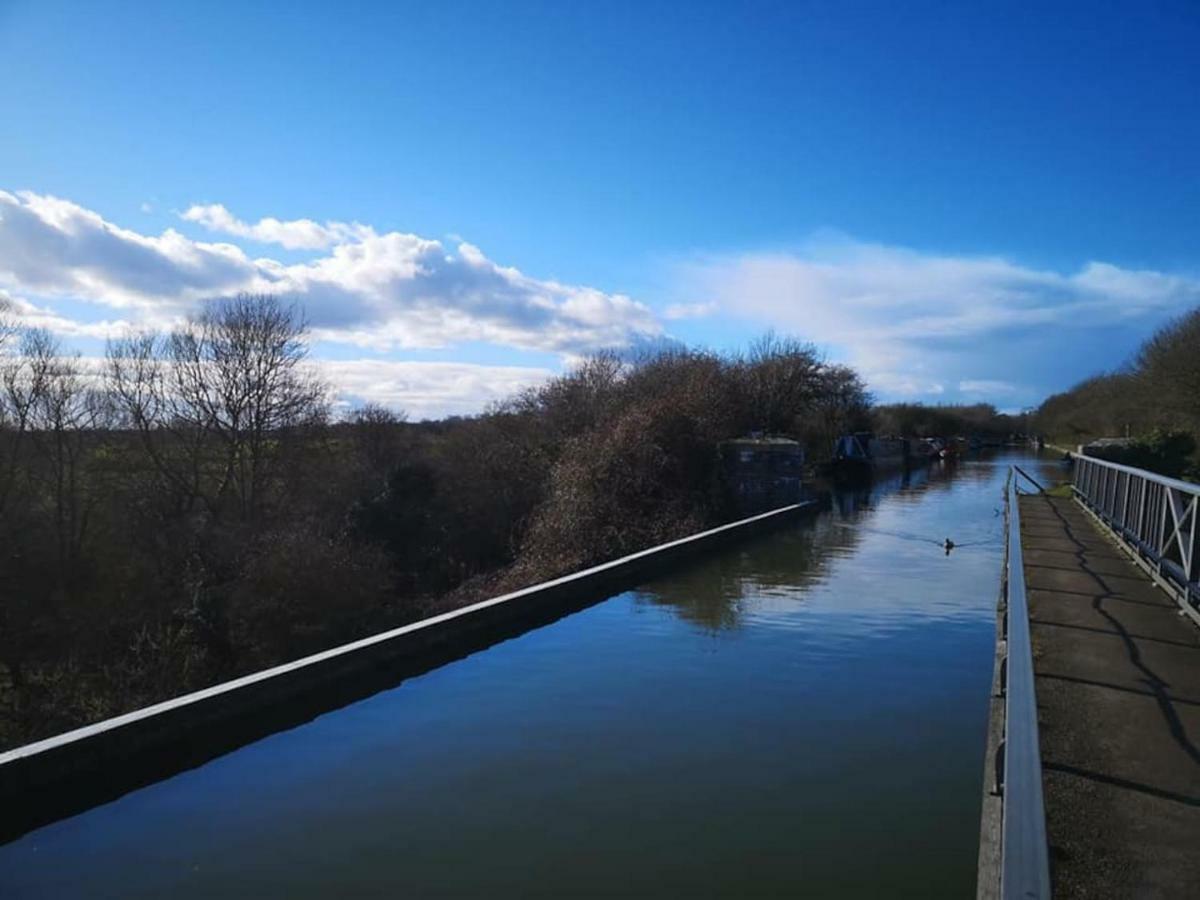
xmin=1020 ymin=494 xmax=1200 ymax=898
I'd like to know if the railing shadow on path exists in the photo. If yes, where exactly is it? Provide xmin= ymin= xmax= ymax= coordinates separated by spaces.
xmin=1036 ymin=496 xmax=1200 ymax=768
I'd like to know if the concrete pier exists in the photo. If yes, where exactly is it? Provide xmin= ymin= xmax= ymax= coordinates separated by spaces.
xmin=1020 ymin=494 xmax=1200 ymax=898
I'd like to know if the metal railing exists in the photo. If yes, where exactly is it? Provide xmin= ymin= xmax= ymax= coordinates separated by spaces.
xmin=998 ymin=469 xmax=1052 ymax=899
xmin=1073 ymin=454 xmax=1200 ymax=620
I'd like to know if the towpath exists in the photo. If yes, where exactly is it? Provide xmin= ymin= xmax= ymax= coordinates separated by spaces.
xmin=1020 ymin=493 xmax=1200 ymax=898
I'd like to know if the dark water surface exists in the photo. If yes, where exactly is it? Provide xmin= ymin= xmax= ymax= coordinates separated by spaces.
xmin=0 ymin=451 xmax=1065 ymax=898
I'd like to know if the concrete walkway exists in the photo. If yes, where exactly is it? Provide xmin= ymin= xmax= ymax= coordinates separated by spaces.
xmin=1020 ymin=494 xmax=1200 ymax=898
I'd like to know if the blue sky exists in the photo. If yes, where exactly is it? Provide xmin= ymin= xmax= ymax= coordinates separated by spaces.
xmin=1 ymin=0 xmax=1198 ymax=416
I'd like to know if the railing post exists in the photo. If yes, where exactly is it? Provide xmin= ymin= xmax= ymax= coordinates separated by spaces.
xmin=1158 ymin=488 xmax=1170 ymax=576
xmin=1136 ymin=476 xmax=1147 ymax=545
xmin=1185 ymin=494 xmax=1196 ymax=583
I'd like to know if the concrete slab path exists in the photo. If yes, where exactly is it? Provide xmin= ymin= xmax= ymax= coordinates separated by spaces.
xmin=1020 ymin=494 xmax=1200 ymax=898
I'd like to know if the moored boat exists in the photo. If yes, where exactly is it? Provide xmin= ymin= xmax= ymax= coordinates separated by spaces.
xmin=832 ymin=432 xmax=909 ymax=481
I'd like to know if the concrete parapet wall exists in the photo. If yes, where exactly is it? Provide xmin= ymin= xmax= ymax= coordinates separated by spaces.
xmin=0 ymin=501 xmax=814 ymax=844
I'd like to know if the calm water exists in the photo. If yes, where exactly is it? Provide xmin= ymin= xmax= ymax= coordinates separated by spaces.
xmin=0 ymin=451 xmax=1064 ymax=898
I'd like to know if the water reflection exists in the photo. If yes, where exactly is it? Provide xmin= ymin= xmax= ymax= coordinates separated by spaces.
xmin=0 ymin=450 xmax=1063 ymax=900
xmin=636 ymin=453 xmax=1013 ymax=635
xmin=632 ymin=514 xmax=864 ymax=632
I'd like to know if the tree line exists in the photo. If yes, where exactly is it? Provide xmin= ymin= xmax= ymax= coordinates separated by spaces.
xmin=1032 ymin=307 xmax=1200 ymax=479
xmin=871 ymin=402 xmax=1026 ymax=441
xmin=1 ymin=297 xmax=875 ymax=749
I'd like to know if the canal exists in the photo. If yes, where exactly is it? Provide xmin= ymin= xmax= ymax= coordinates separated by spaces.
xmin=0 ymin=451 xmax=1062 ymax=898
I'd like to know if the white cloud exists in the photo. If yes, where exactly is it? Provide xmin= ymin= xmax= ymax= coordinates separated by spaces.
xmin=871 ymin=374 xmax=945 ymax=397
xmin=181 ymin=203 xmax=364 ymax=251
xmin=959 ymin=379 xmax=1018 ymax=396
xmin=0 ymin=190 xmax=259 ymax=314
xmin=678 ymin=235 xmax=1200 ymax=402
xmin=0 ymin=290 xmax=136 ymax=340
xmin=662 ymin=300 xmax=717 ymax=320
xmin=319 ymin=359 xmax=554 ymax=419
xmin=0 ymin=190 xmax=661 ymax=356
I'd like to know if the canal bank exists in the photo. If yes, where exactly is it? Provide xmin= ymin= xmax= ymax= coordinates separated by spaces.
xmin=0 ymin=453 xmax=1044 ymax=898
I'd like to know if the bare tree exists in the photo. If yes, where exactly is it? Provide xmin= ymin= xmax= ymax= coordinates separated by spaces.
xmin=349 ymin=403 xmax=408 ymax=475
xmin=107 ymin=294 xmax=328 ymax=523
xmin=0 ymin=298 xmax=33 ymax=516
xmin=1137 ymin=308 xmax=1200 ymax=433
xmin=738 ymin=331 xmax=823 ymax=434
xmin=500 ymin=351 xmax=624 ymax=440
xmin=0 ymin=297 xmax=15 ymax=350
xmin=108 ymin=331 xmax=209 ymax=515
xmin=0 ymin=299 xmax=36 ymax=695
xmin=21 ymin=330 xmax=108 ymax=578
xmin=809 ymin=364 xmax=870 ymax=450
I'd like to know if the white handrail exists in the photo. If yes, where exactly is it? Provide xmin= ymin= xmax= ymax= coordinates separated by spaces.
xmin=1073 ymin=452 xmax=1200 ymax=497
xmin=999 ymin=469 xmax=1052 ymax=900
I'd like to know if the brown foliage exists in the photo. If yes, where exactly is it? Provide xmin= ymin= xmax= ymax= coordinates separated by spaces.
xmin=1 ymin=313 xmax=872 ymax=750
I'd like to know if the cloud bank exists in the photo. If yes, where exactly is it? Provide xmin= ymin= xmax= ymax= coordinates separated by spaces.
xmin=320 ymin=359 xmax=553 ymax=419
xmin=679 ymin=236 xmax=1200 ymax=404
xmin=0 ymin=190 xmax=660 ymax=355
xmin=4 ymin=189 xmax=1198 ymax=415
xmin=181 ymin=203 xmax=365 ymax=251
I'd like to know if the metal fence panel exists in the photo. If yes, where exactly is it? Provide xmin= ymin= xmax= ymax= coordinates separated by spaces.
xmin=1072 ymin=455 xmax=1200 ymax=611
